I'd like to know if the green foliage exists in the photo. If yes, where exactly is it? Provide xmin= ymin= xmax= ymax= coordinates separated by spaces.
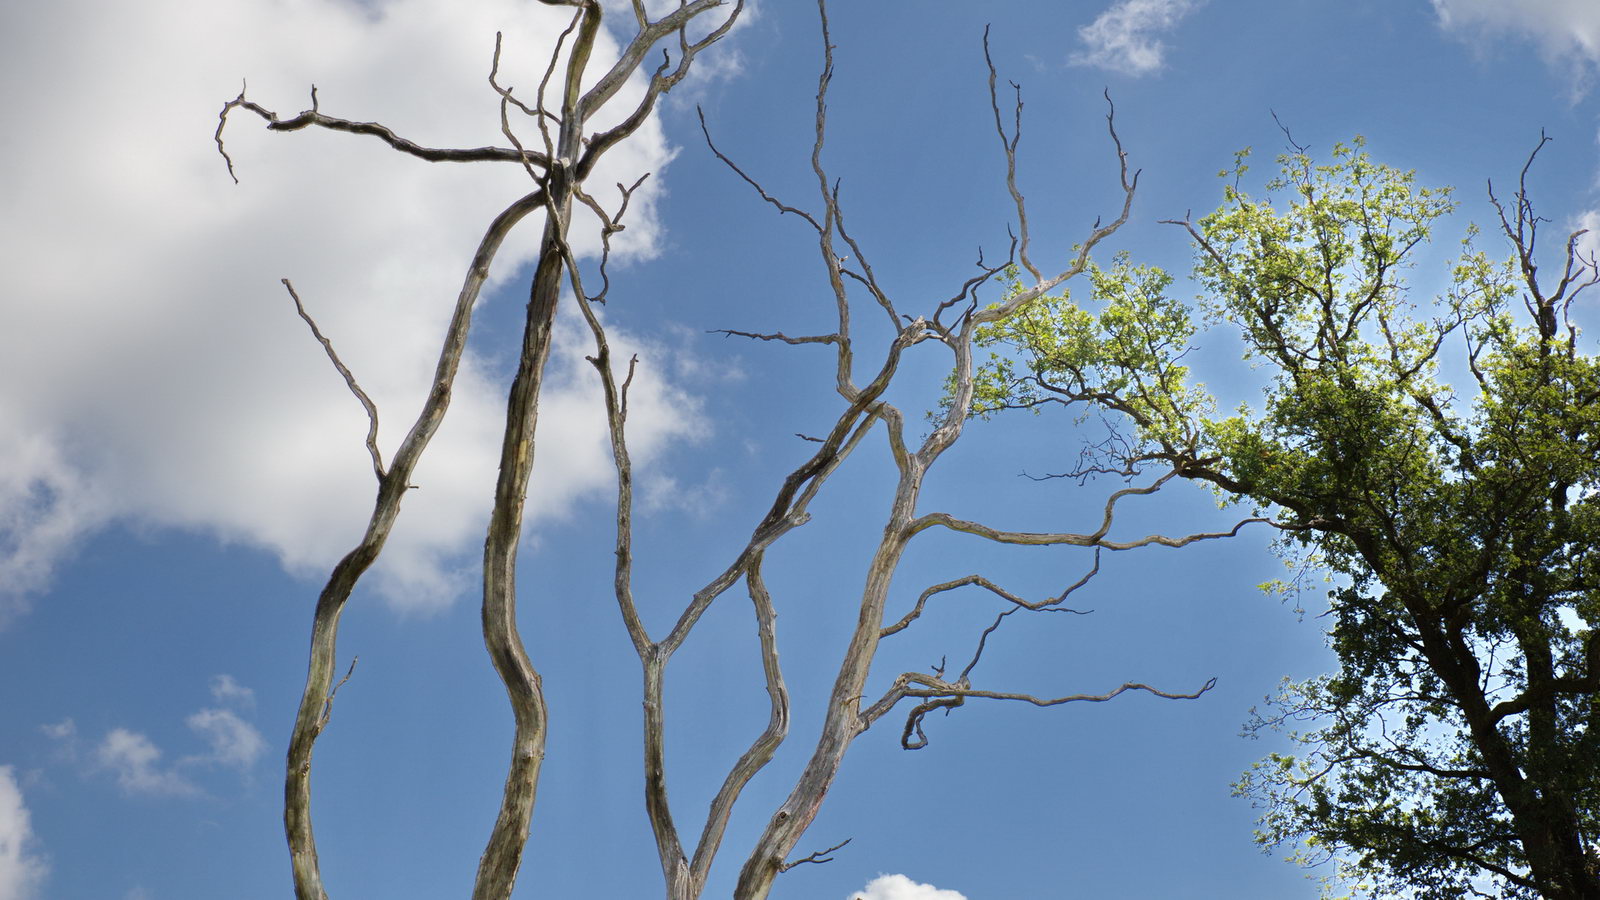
xmin=965 ymin=257 xmax=1211 ymax=456
xmin=970 ymin=139 xmax=1600 ymax=898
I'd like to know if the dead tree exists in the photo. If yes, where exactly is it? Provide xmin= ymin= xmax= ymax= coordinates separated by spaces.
xmin=218 ymin=3 xmax=1256 ymax=898
xmin=219 ymin=3 xmax=743 ymax=899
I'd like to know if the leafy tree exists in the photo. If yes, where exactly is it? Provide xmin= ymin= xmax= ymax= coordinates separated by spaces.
xmin=971 ymin=136 xmax=1600 ymax=898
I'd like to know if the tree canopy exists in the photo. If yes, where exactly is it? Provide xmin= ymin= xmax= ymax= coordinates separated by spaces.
xmin=973 ymin=137 xmax=1600 ymax=898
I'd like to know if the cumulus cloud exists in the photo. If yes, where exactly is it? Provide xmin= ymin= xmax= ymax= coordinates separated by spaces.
xmin=0 ymin=0 xmax=716 ymax=621
xmin=1069 ymin=0 xmax=1201 ymax=76
xmin=850 ymin=874 xmax=968 ymax=900
xmin=0 ymin=767 xmax=48 ymax=900
xmin=1431 ymin=0 xmax=1600 ymax=93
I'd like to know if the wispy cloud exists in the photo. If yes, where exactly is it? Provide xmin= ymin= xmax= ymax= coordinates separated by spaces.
xmin=50 ymin=676 xmax=266 ymax=797
xmin=639 ymin=469 xmax=731 ymax=517
xmin=182 ymin=709 xmax=266 ymax=770
xmin=850 ymin=874 xmax=968 ymax=900
xmin=209 ymin=674 xmax=255 ymax=708
xmin=36 ymin=720 xmax=74 ymax=742
xmin=1069 ymin=0 xmax=1202 ymax=76
xmin=1431 ymin=0 xmax=1600 ymax=95
xmin=0 ymin=766 xmax=48 ymax=900
xmin=94 ymin=729 xmax=201 ymax=798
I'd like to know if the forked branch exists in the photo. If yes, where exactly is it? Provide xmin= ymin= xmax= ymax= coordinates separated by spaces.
xmin=283 ymin=184 xmax=548 ymax=900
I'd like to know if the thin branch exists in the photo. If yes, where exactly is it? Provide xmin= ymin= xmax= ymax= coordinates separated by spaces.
xmin=315 ymin=656 xmax=358 ymax=731
xmin=660 ymin=402 xmax=882 ymax=659
xmin=710 ymin=328 xmax=840 ymax=345
xmin=533 ymin=12 xmax=585 ymax=162
xmin=215 ymin=85 xmax=550 ymax=184
xmin=281 ymin=279 xmax=385 ymax=482
xmin=909 ymin=509 xmax=1268 ymax=551
xmin=490 ymin=32 xmax=549 ymax=184
xmin=896 ymin=676 xmax=1218 ymax=750
xmin=933 ymin=244 xmax=1014 ymax=332
xmin=575 ymin=174 xmax=650 ymax=303
xmin=970 ymin=89 xmax=1139 ymax=331
xmin=881 ymin=554 xmax=1098 ymax=639
xmin=984 ymin=26 xmax=1036 ymax=282
xmin=699 ymin=106 xmax=825 ymax=232
xmin=688 ymin=555 xmax=792 ymax=893
xmin=778 ymin=837 xmax=851 ymax=872
xmin=577 ymin=0 xmax=745 ymax=179
xmin=833 ymin=210 xmax=899 ymax=327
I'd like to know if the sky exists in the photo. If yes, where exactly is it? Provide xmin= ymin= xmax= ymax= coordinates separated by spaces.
xmin=0 ymin=1 xmax=1596 ymax=898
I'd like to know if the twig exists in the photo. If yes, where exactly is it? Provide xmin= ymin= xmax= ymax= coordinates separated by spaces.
xmin=316 ymin=656 xmax=358 ymax=731
xmin=698 ymin=107 xmax=824 ymax=232
xmin=778 ymin=837 xmax=852 ymax=872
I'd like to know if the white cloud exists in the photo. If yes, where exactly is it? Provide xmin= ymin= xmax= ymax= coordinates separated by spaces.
xmin=1431 ymin=0 xmax=1600 ymax=93
xmin=1577 ymin=209 xmax=1600 ymax=264
xmin=0 ymin=429 xmax=102 ymax=629
xmin=209 ymin=674 xmax=254 ymax=708
xmin=1069 ymin=0 xmax=1201 ymax=76
xmin=183 ymin=709 xmax=266 ymax=770
xmin=1572 ymin=209 xmax=1600 ymax=319
xmin=0 ymin=766 xmax=48 ymax=900
xmin=0 ymin=0 xmax=718 ymax=620
xmin=93 ymin=729 xmax=199 ymax=798
xmin=63 ymin=677 xmax=266 ymax=796
xmin=639 ymin=468 xmax=730 ymax=517
xmin=850 ymin=874 xmax=968 ymax=900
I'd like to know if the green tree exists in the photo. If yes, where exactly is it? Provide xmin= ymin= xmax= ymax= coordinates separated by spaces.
xmin=970 ymin=137 xmax=1600 ymax=899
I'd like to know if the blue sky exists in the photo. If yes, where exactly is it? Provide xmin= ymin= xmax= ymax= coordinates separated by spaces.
xmin=1 ymin=1 xmax=1597 ymax=898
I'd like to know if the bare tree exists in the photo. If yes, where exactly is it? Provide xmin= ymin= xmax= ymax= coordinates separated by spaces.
xmin=217 ymin=3 xmax=1255 ymax=898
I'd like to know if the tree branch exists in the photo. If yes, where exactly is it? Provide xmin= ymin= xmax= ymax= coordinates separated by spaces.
xmin=215 ymin=84 xmax=551 ymax=184
xmin=280 ymin=279 xmax=386 ymax=482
